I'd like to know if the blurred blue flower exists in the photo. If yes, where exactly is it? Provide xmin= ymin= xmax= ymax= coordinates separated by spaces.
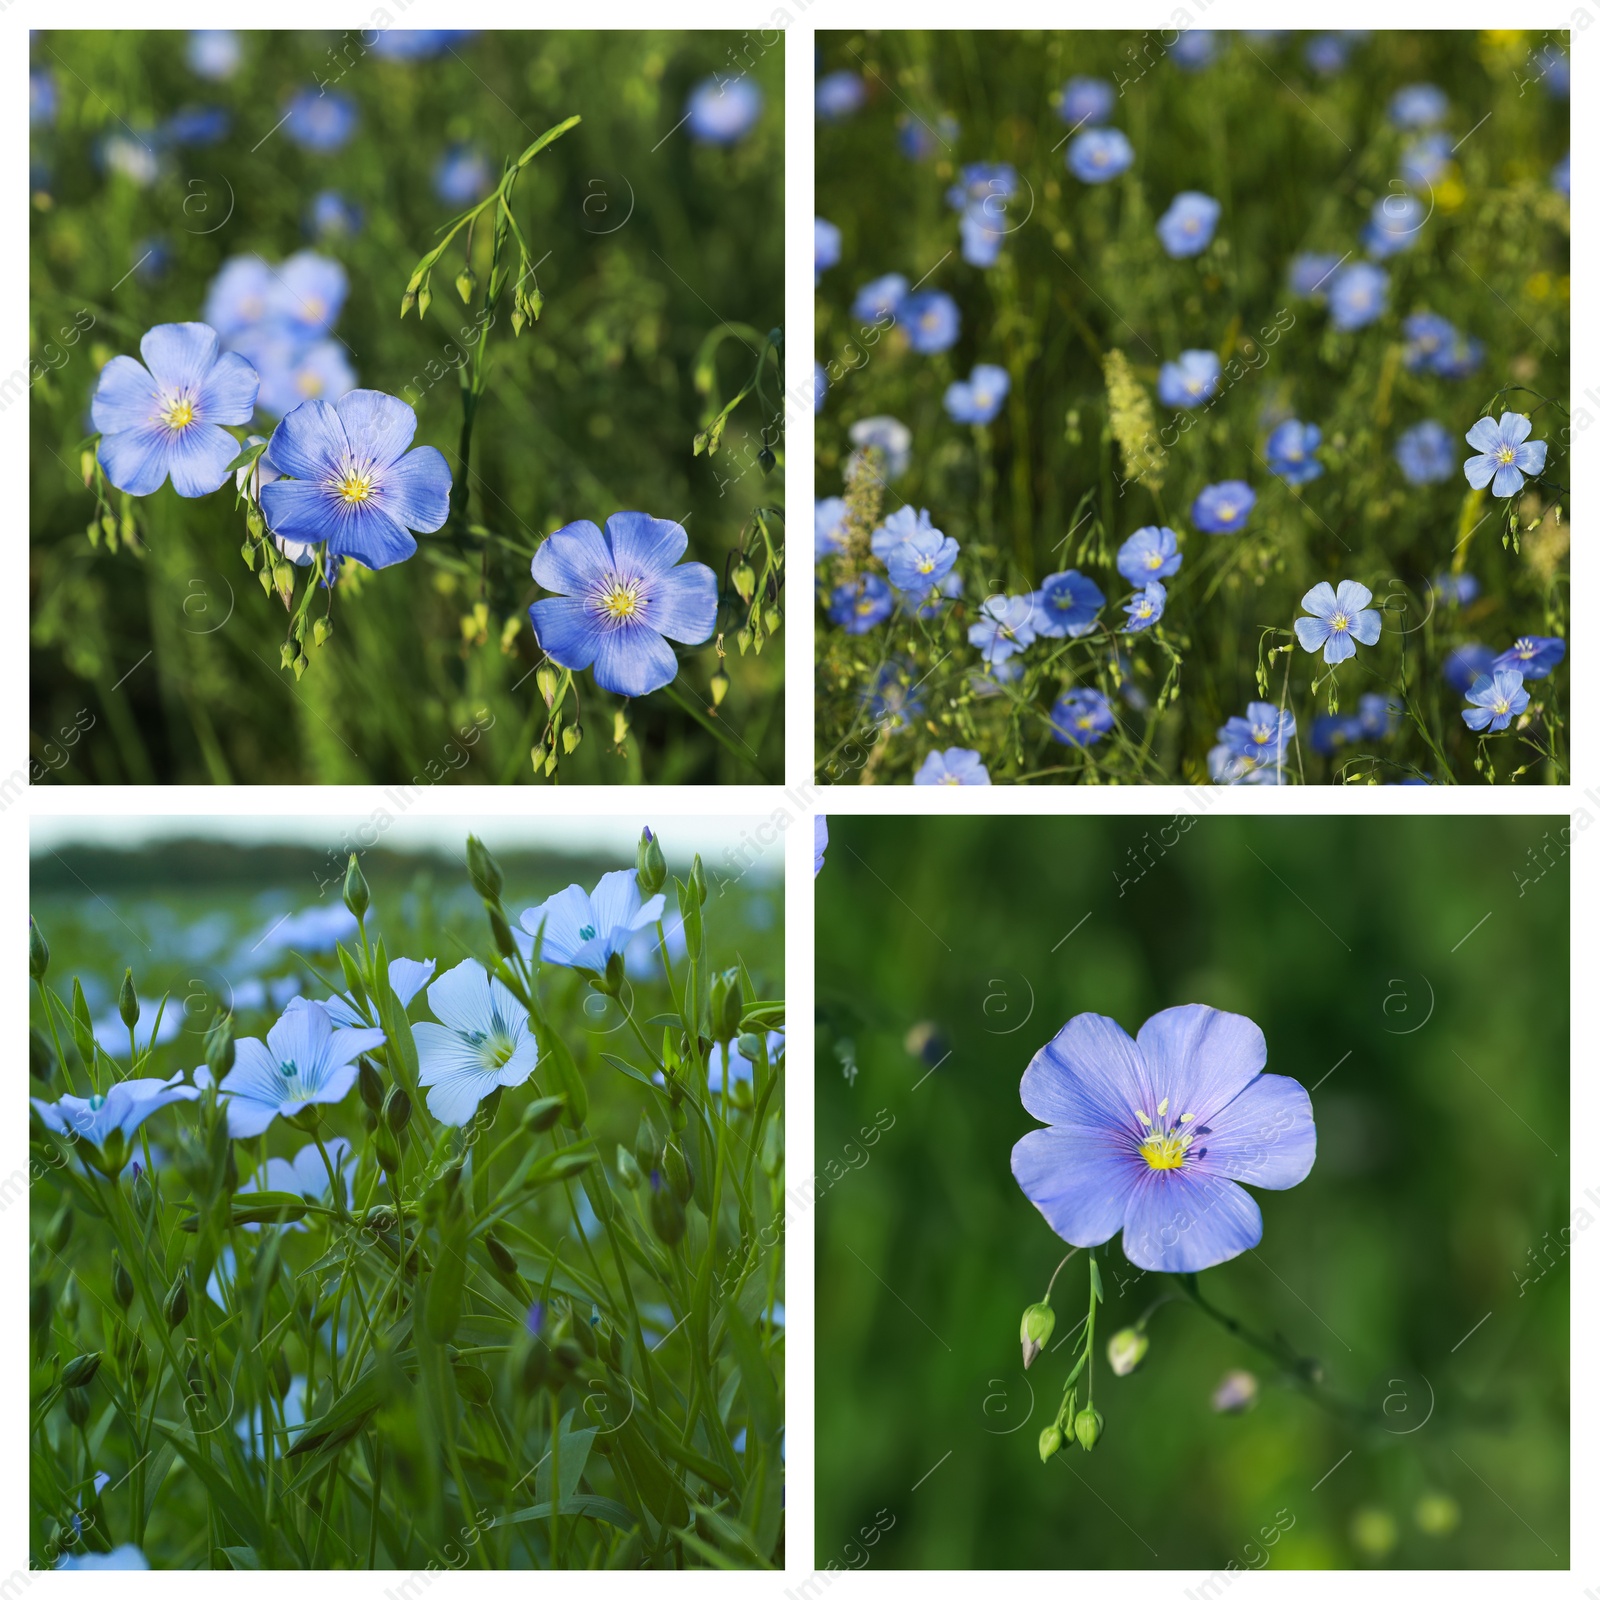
xmin=863 ymin=659 xmax=926 ymax=732
xmin=851 ymin=273 xmax=907 ymax=323
xmin=30 ymin=68 xmax=56 ymax=126
xmin=816 ymin=70 xmax=866 ymax=120
xmin=1012 ymin=1004 xmax=1316 ymax=1271
xmin=202 ymin=255 xmax=274 ymax=339
xmin=33 ymin=1073 xmax=200 ymax=1151
xmin=1053 ymin=77 xmax=1115 ymax=127
xmin=915 ymin=747 xmax=991 ymax=785
xmin=520 ymin=870 xmax=665 ymax=974
xmin=829 ymin=574 xmax=894 ymax=633
xmin=200 ymin=998 xmax=384 ymax=1138
xmin=58 ymin=1548 xmax=149 ymax=1572
xmin=969 ymin=595 xmax=1038 ymax=664
xmin=1287 ymin=252 xmax=1342 ymax=300
xmin=1304 ymin=34 xmax=1349 ymax=75
xmin=1357 ymin=692 xmax=1402 ymax=739
xmin=814 ymin=817 xmax=828 ymax=877
xmin=131 ymin=237 xmax=172 ymax=283
xmin=187 ymin=30 xmax=241 ymax=80
xmin=1032 ymin=570 xmax=1105 ymax=638
xmin=898 ymin=111 xmax=958 ymax=160
xmin=414 ymin=959 xmax=538 ymax=1125
xmin=970 ymin=659 xmax=1023 ymax=697
xmin=1462 ymin=668 xmax=1528 ymax=733
xmin=92 ymin=1004 xmax=183 ymax=1060
xmin=1552 ymin=152 xmax=1570 ymax=198
xmin=164 ymin=105 xmax=231 ymax=146
xmin=901 ymin=291 xmax=960 ymax=354
xmin=814 ymin=361 xmax=828 ymax=412
xmin=1362 ymin=193 xmax=1425 ymax=259
xmin=92 ymin=322 xmax=260 ymax=498
xmin=960 ymin=206 xmax=1006 ymax=268
xmin=271 ymin=251 xmax=349 ymax=337
xmin=1156 ymin=191 xmax=1221 ymax=258
xmin=369 ymin=30 xmax=471 ymax=60
xmin=1327 ymin=261 xmax=1388 ymax=329
xmin=246 ymin=335 xmax=358 ymax=420
xmin=1428 ymin=571 xmax=1479 ymax=607
xmin=686 ymin=75 xmax=763 ymax=144
xmin=1389 ymin=83 xmax=1448 ymax=128
xmin=1220 ymin=701 xmax=1294 ymax=766
xmin=1171 ymin=30 xmax=1218 ymax=70
xmin=321 ymin=957 xmax=433 ymax=1028
xmin=434 ymin=145 xmax=493 ymax=205
xmin=1121 ymin=581 xmax=1166 ymax=633
xmin=1309 ymin=712 xmax=1362 ymax=756
xmin=100 ymin=132 xmax=161 ymax=186
xmin=1400 ymin=133 xmax=1453 ymax=188
xmin=1049 ymin=688 xmax=1114 ymax=747
xmin=529 ymin=511 xmax=717 ymax=695
xmin=1265 ymin=419 xmax=1323 ymax=484
xmin=1191 ymin=480 xmax=1256 ymax=533
xmin=1157 ymin=349 xmax=1220 ymax=408
xmin=944 ymin=363 xmax=1010 ymax=424
xmin=307 ymin=190 xmax=363 ymax=239
xmin=885 ymin=525 xmax=960 ymax=596
xmin=1463 ymin=412 xmax=1546 ymax=498
xmin=1442 ymin=642 xmax=1495 ymax=693
xmin=1531 ymin=43 xmax=1569 ymax=99
xmin=1210 ymin=745 xmax=1288 ymax=783
xmin=814 ymin=218 xmax=841 ymax=280
xmin=284 ymin=88 xmax=358 ymax=152
xmin=1294 ymin=579 xmax=1380 ymax=664
xmin=869 ymin=505 xmax=933 ymax=558
xmin=1066 ymin=127 xmax=1134 ymax=183
xmin=1116 ymin=525 xmax=1182 ymax=583
xmin=815 ymin=495 xmax=848 ymax=558
xmin=1493 ymin=635 xmax=1565 ymax=679
xmin=848 ymin=415 xmax=912 ymax=480
xmin=946 ymin=162 xmax=1018 ymax=210
xmin=1395 ymin=420 xmax=1458 ymax=484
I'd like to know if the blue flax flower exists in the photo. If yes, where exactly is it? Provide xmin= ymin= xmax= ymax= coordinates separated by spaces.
xmin=1220 ymin=702 xmax=1294 ymax=766
xmin=915 ymin=747 xmax=991 ymax=785
xmin=1032 ymin=570 xmax=1105 ymax=638
xmin=1050 ymin=688 xmax=1114 ymax=747
xmin=321 ymin=957 xmax=435 ymax=1028
xmin=898 ymin=112 xmax=958 ymax=160
xmin=945 ymin=163 xmax=1017 ymax=211
xmin=815 ymin=496 xmax=848 ymax=558
xmin=900 ymin=291 xmax=960 ymax=354
xmin=960 ymin=206 xmax=1006 ymax=267
xmin=1294 ymin=580 xmax=1381 ymax=664
xmin=264 ymin=249 xmax=348 ymax=332
xmin=1265 ymin=420 xmax=1323 ymax=484
xmin=1443 ymin=642 xmax=1495 ymax=694
xmin=200 ymin=999 xmax=385 ymax=1138
xmin=885 ymin=525 xmax=959 ymax=596
xmin=187 ymin=30 xmax=242 ymax=80
xmin=1395 ymin=420 xmax=1457 ymax=484
xmin=1066 ymin=128 xmax=1133 ymax=183
xmin=1287 ymin=253 xmax=1341 ymax=300
xmin=1463 ymin=413 xmax=1547 ymax=499
xmin=1553 ymin=153 xmax=1569 ymax=198
xmin=520 ymin=869 xmax=665 ymax=974
xmin=1171 ymin=30 xmax=1218 ymax=69
xmin=815 ymin=218 xmax=840 ymax=280
xmin=1462 ymin=669 xmax=1529 ymax=733
xmin=1389 ymin=83 xmax=1448 ymax=128
xmin=58 ymin=1548 xmax=148 ymax=1572
xmin=1493 ymin=635 xmax=1564 ymax=680
xmin=1054 ymin=77 xmax=1114 ymax=128
xmin=1122 ymin=582 xmax=1166 ymax=633
xmin=1209 ymin=745 xmax=1286 ymax=784
xmin=32 ymin=1073 xmax=201 ymax=1152
xmin=284 ymin=88 xmax=358 ymax=151
xmin=829 ymin=574 xmax=893 ymax=633
xmin=202 ymin=255 xmax=275 ymax=339
xmin=1158 ymin=350 xmax=1220 ymax=408
xmin=863 ymin=660 xmax=926 ymax=732
xmin=1011 ymin=1004 xmax=1315 ymax=1272
xmin=814 ymin=817 xmax=828 ymax=877
xmin=1401 ymin=133 xmax=1453 ymax=187
xmin=814 ymin=362 xmax=828 ymax=412
xmin=165 ymin=106 xmax=231 ymax=146
xmin=1309 ymin=713 xmax=1361 ymax=757
xmin=848 ymin=416 xmax=911 ymax=480
xmin=529 ymin=512 xmax=717 ymax=697
xmin=1357 ymin=693 xmax=1401 ymax=739
xmin=1362 ymin=194 xmax=1425 ymax=259
xmin=261 ymin=390 xmax=452 ymax=570
xmin=1116 ymin=525 xmax=1182 ymax=583
xmin=1402 ymin=312 xmax=1479 ymax=377
xmin=1191 ymin=480 xmax=1256 ymax=533
xmin=1304 ymin=34 xmax=1349 ymax=75
xmin=1156 ymin=192 xmax=1221 ymax=258
xmin=816 ymin=71 xmax=867 ymax=120
xmin=433 ymin=145 xmax=493 ymax=205
xmin=92 ymin=322 xmax=259 ymax=498
xmin=871 ymin=508 xmax=935 ymax=569
xmin=944 ymin=363 xmax=1010 ymax=424
xmin=1327 ymin=262 xmax=1388 ymax=330
xmin=852 ymin=274 xmax=907 ymax=323
xmin=414 ymin=959 xmax=539 ymax=1125
xmin=969 ymin=595 xmax=1038 ymax=664
xmin=686 ymin=75 xmax=763 ymax=144
xmin=307 ymin=190 xmax=363 ymax=240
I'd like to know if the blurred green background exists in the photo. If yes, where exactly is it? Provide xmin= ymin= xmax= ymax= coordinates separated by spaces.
xmin=816 ymin=813 xmax=1568 ymax=1568
xmin=30 ymin=30 xmax=783 ymax=785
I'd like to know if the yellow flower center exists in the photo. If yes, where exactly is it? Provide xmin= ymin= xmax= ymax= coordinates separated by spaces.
xmin=337 ymin=472 xmax=373 ymax=504
xmin=1497 ymin=445 xmax=1516 ymax=464
xmin=1330 ymin=611 xmax=1350 ymax=632
xmin=1493 ymin=697 xmax=1510 ymax=716
xmin=601 ymin=582 xmax=642 ymax=620
xmin=1252 ymin=727 xmax=1270 ymax=744
xmin=1219 ymin=505 xmax=1236 ymax=520
xmin=1135 ymin=1100 xmax=1196 ymax=1170
xmin=939 ymin=773 xmax=960 ymax=785
xmin=918 ymin=556 xmax=936 ymax=574
xmin=1146 ymin=553 xmax=1163 ymax=569
xmin=163 ymin=395 xmax=196 ymax=432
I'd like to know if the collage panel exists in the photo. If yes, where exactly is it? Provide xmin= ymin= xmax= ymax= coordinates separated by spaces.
xmin=814 ymin=812 xmax=1568 ymax=1569
xmin=28 ymin=814 xmax=785 ymax=1568
xmin=29 ymin=29 xmax=784 ymax=787
xmin=814 ymin=30 xmax=1570 ymax=786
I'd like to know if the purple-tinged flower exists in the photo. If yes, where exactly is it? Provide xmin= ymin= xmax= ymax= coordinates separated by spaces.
xmin=1462 ymin=668 xmax=1529 ymax=733
xmin=1327 ymin=261 xmax=1388 ymax=330
xmin=1219 ymin=702 xmax=1295 ymax=766
xmin=1011 ymin=1004 xmax=1316 ymax=1273
xmin=1294 ymin=580 xmax=1381 ymax=664
xmin=284 ymin=88 xmax=358 ymax=152
xmin=1213 ymin=1371 xmax=1260 ymax=1413
xmin=1287 ymin=253 xmax=1341 ymax=300
xmin=914 ymin=747 xmax=991 ymax=786
xmin=885 ymin=525 xmax=960 ymax=596
xmin=1049 ymin=688 xmax=1114 ymax=747
xmin=1309 ymin=712 xmax=1362 ymax=756
xmin=91 ymin=322 xmax=260 ymax=498
xmin=1066 ymin=128 xmax=1134 ymax=183
xmin=944 ymin=363 xmax=1010 ymax=425
xmin=1493 ymin=635 xmax=1565 ymax=680
xmin=1431 ymin=329 xmax=1484 ymax=380
xmin=1401 ymin=311 xmax=1480 ymax=377
xmin=414 ymin=958 xmax=539 ymax=1125
xmin=1122 ymin=581 xmax=1166 ymax=633
xmin=1032 ymin=570 xmax=1105 ymax=638
xmin=187 ymin=30 xmax=241 ymax=81
xmin=1265 ymin=420 xmax=1323 ymax=485
xmin=814 ymin=816 xmax=828 ymax=877
xmin=1054 ymin=77 xmax=1115 ymax=128
xmin=816 ymin=71 xmax=867 ymax=121
xmin=1389 ymin=83 xmax=1448 ymax=128
xmin=1395 ymin=420 xmax=1457 ymax=485
xmin=1192 ymin=480 xmax=1256 ymax=534
xmin=815 ymin=496 xmax=848 ymax=559
xmin=433 ymin=145 xmax=493 ymax=205
xmin=1158 ymin=350 xmax=1220 ymax=408
xmin=1464 ymin=412 xmax=1547 ymax=498
xmin=1116 ymin=525 xmax=1182 ymax=583
xmin=1362 ymin=194 xmax=1425 ymax=260
xmin=198 ymin=999 xmax=385 ymax=1138
xmin=1156 ymin=192 xmax=1221 ymax=258
xmin=901 ymin=291 xmax=960 ymax=354
xmin=815 ymin=218 xmax=841 ymax=280
xmin=528 ymin=512 xmax=717 ymax=696
xmin=1443 ymin=642 xmax=1495 ymax=694
xmin=969 ymin=595 xmax=1038 ymax=664
xmin=829 ymin=574 xmax=894 ymax=634
xmin=852 ymin=274 xmax=908 ymax=324
xmin=686 ymin=75 xmax=763 ymax=144
xmin=261 ymin=390 xmax=451 ymax=570
xmin=520 ymin=869 xmax=665 ymax=974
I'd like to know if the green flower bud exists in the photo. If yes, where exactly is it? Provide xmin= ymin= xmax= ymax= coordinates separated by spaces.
xmin=163 ymin=1274 xmax=189 ymax=1329
xmin=455 ymin=266 xmax=478 ymax=305
xmin=649 ymin=1172 xmax=686 ymax=1247
xmin=112 ymin=1255 xmax=134 ymax=1311
xmin=635 ymin=1111 xmax=662 ymax=1169
xmin=204 ymin=1013 xmax=235 ymax=1082
xmin=465 ymin=835 xmax=503 ymax=902
xmin=343 ymin=853 xmax=370 ymax=921
xmin=29 ymin=916 xmax=49 ymax=980
xmin=1107 ymin=1326 xmax=1149 ymax=1376
xmin=59 ymin=1275 xmax=81 ymax=1321
xmin=733 ymin=560 xmax=756 ymax=602
xmin=1073 ymin=1404 xmax=1103 ymax=1452
xmin=30 ymin=1281 xmax=53 ymax=1336
xmin=30 ymin=1027 xmax=56 ymax=1083
xmin=63 ymin=1385 xmax=92 ymax=1429
xmin=689 ymin=856 xmax=708 ymax=906
xmin=536 ymin=663 xmax=561 ymax=707
xmin=561 ymin=723 xmax=583 ymax=754
xmin=358 ymin=1057 xmax=385 ymax=1115
xmin=710 ymin=667 xmax=730 ymax=708
xmin=61 ymin=1351 xmax=102 ymax=1389
xmin=487 ymin=904 xmax=519 ymax=959
xmin=616 ymin=1144 xmax=643 ymax=1190
xmin=374 ymin=1127 xmax=401 ymax=1176
xmin=636 ymin=828 xmax=667 ymax=897
xmin=1039 ymin=1424 xmax=1063 ymax=1463
xmin=664 ymin=1139 xmax=693 ymax=1206
xmin=383 ymin=1085 xmax=412 ymax=1136
xmin=118 ymin=968 xmax=139 ymax=1029
xmin=711 ymin=969 xmax=744 ymax=1043
xmin=312 ymin=616 xmax=333 ymax=648
xmin=1020 ymin=1301 xmax=1055 ymax=1369
xmin=1414 ymin=1493 xmax=1460 ymax=1537
xmin=483 ymin=1231 xmax=520 ymax=1278
xmin=521 ymin=1094 xmax=566 ymax=1134
xmin=46 ymin=1204 xmax=73 ymax=1251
